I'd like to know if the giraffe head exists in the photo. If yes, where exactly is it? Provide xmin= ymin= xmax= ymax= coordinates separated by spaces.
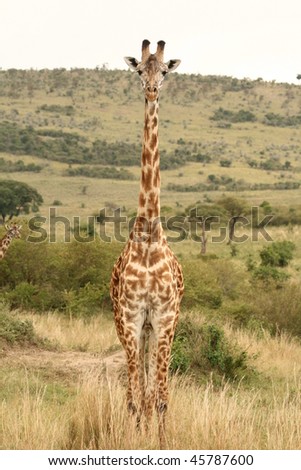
xmin=125 ymin=40 xmax=181 ymax=102
xmin=5 ymin=223 xmax=22 ymax=239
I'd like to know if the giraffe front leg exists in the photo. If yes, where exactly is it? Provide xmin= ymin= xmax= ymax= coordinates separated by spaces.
xmin=155 ymin=316 xmax=176 ymax=449
xmin=114 ymin=300 xmax=145 ymax=423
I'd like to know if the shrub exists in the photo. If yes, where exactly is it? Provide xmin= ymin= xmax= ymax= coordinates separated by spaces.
xmin=64 ymin=166 xmax=135 ymax=180
xmin=0 ymin=157 xmax=42 ymax=173
xmin=0 ymin=239 xmax=122 ymax=313
xmin=202 ymin=324 xmax=248 ymax=380
xmin=171 ymin=317 xmax=255 ymax=384
xmin=259 ymin=158 xmax=282 ymax=171
xmin=219 ymin=159 xmax=232 ymax=167
xmin=259 ymin=241 xmax=295 ymax=267
xmin=38 ymin=104 xmax=75 ymax=115
xmin=252 ymin=266 xmax=290 ymax=283
xmin=224 ymin=303 xmax=262 ymax=330
xmin=6 ymin=282 xmax=38 ymax=310
xmin=0 ymin=301 xmax=39 ymax=346
xmin=182 ymin=260 xmax=223 ymax=310
xmin=263 ymin=113 xmax=301 ymax=127
xmin=210 ymin=107 xmax=256 ymax=123
xmin=248 ymin=283 xmax=301 ymax=337
xmin=5 ymin=282 xmax=65 ymax=311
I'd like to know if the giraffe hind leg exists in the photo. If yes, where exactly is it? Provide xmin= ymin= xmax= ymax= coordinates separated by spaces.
xmin=144 ymin=329 xmax=158 ymax=424
xmin=137 ymin=328 xmax=148 ymax=428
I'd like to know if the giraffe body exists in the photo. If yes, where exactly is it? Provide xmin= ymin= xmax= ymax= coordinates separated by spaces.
xmin=110 ymin=40 xmax=183 ymax=448
xmin=0 ymin=224 xmax=22 ymax=260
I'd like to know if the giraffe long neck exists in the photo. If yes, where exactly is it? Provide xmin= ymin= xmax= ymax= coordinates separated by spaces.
xmin=0 ymin=234 xmax=13 ymax=260
xmin=137 ymin=99 xmax=161 ymax=222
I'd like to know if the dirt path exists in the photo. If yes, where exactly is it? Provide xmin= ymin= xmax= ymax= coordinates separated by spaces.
xmin=1 ymin=347 xmax=127 ymax=382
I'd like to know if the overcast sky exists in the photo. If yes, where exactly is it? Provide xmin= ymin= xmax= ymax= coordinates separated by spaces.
xmin=0 ymin=0 xmax=300 ymax=83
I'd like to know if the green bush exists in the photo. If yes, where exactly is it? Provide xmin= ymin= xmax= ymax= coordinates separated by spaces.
xmin=38 ymin=104 xmax=75 ymax=115
xmin=224 ymin=302 xmax=268 ymax=334
xmin=0 ymin=302 xmax=38 ymax=346
xmin=0 ymin=157 xmax=42 ymax=173
xmin=6 ymin=282 xmax=38 ymax=310
xmin=64 ymin=166 xmax=135 ymax=180
xmin=0 ymin=239 xmax=122 ymax=314
xmin=202 ymin=324 xmax=248 ymax=380
xmin=252 ymin=266 xmax=290 ymax=283
xmin=263 ymin=112 xmax=301 ymax=127
xmin=259 ymin=241 xmax=295 ymax=267
xmin=171 ymin=317 xmax=255 ymax=384
xmin=182 ymin=260 xmax=223 ymax=309
xmin=5 ymin=282 xmax=65 ymax=311
xmin=210 ymin=107 xmax=256 ymax=123
xmin=248 ymin=283 xmax=301 ymax=337
xmin=219 ymin=159 xmax=232 ymax=168
xmin=259 ymin=158 xmax=283 ymax=171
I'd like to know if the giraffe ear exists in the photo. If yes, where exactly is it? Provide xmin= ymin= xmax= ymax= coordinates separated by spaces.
xmin=5 ymin=224 xmax=9 ymax=230
xmin=124 ymin=57 xmax=139 ymax=71
xmin=165 ymin=59 xmax=181 ymax=73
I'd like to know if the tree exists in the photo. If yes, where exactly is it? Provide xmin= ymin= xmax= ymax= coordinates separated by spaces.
xmin=0 ymin=180 xmax=43 ymax=222
xmin=187 ymin=204 xmax=227 ymax=255
xmin=217 ymin=196 xmax=248 ymax=244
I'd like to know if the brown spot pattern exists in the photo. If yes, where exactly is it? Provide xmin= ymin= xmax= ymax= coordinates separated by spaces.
xmin=153 ymin=166 xmax=160 ymax=187
xmin=141 ymin=167 xmax=153 ymax=192
xmin=150 ymin=133 xmax=158 ymax=150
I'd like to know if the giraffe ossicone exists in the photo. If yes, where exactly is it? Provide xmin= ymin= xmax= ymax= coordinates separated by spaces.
xmin=110 ymin=40 xmax=183 ymax=449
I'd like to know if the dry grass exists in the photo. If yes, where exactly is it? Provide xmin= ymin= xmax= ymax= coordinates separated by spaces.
xmin=23 ymin=311 xmax=120 ymax=353
xmin=0 ymin=376 xmax=68 ymax=450
xmin=1 ymin=313 xmax=301 ymax=450
xmin=223 ymin=324 xmax=301 ymax=379
xmin=1 ymin=371 xmax=301 ymax=450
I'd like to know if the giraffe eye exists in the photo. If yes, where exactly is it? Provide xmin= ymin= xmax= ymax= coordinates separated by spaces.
xmin=137 ymin=70 xmax=143 ymax=76
xmin=162 ymin=71 xmax=167 ymax=76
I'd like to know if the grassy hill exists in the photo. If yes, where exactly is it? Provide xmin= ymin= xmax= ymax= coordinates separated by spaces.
xmin=0 ymin=68 xmax=301 ymax=217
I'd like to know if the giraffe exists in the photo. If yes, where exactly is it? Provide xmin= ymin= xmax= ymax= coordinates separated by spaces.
xmin=110 ymin=39 xmax=183 ymax=448
xmin=0 ymin=224 xmax=22 ymax=260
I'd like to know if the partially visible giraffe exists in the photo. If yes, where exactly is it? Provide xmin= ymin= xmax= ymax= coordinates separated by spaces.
xmin=0 ymin=224 xmax=22 ymax=260
xmin=110 ymin=40 xmax=183 ymax=448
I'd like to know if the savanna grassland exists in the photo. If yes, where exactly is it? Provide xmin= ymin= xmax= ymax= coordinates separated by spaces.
xmin=1 ymin=68 xmax=301 ymax=450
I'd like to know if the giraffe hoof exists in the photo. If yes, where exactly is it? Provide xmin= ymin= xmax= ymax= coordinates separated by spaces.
xmin=157 ymin=402 xmax=167 ymax=414
xmin=127 ymin=402 xmax=137 ymax=414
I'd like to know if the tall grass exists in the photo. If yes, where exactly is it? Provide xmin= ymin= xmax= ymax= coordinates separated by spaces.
xmin=24 ymin=312 xmax=119 ymax=353
xmin=1 ymin=313 xmax=301 ymax=450
xmin=1 ymin=373 xmax=301 ymax=450
xmin=0 ymin=377 xmax=68 ymax=450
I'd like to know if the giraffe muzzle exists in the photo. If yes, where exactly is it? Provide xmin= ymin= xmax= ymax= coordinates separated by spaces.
xmin=145 ymin=85 xmax=158 ymax=102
